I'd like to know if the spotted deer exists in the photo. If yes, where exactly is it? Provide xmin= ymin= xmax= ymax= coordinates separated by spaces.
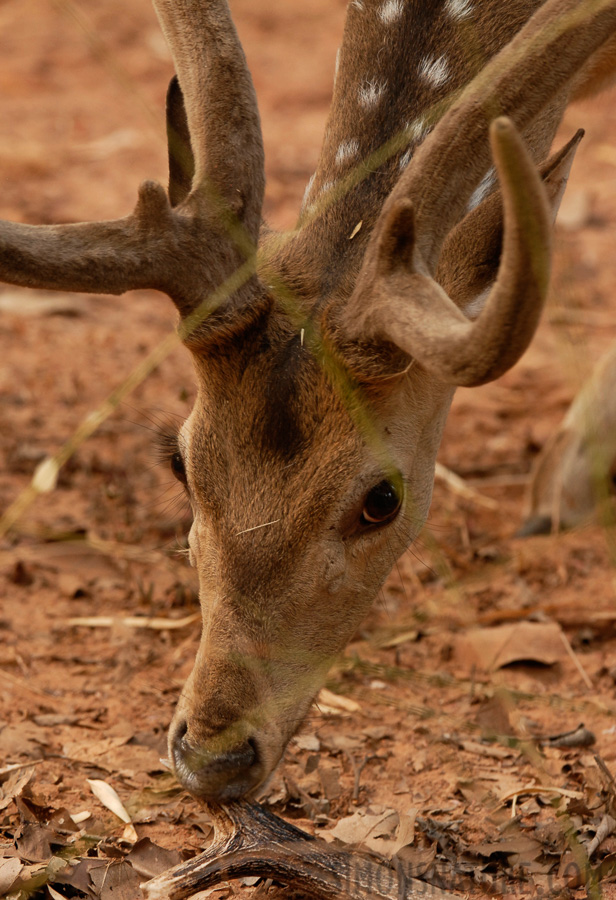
xmin=2 ymin=0 xmax=616 ymax=802
xmin=520 ymin=344 xmax=616 ymax=535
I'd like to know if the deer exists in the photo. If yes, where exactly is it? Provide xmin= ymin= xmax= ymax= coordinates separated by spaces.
xmin=519 ymin=343 xmax=616 ymax=535
xmin=2 ymin=0 xmax=616 ymax=813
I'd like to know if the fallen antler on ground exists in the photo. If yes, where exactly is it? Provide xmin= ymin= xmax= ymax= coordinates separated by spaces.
xmin=141 ymin=801 xmax=459 ymax=900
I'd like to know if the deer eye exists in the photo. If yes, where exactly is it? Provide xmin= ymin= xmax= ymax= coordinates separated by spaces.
xmin=170 ymin=451 xmax=187 ymax=484
xmin=361 ymin=479 xmax=402 ymax=527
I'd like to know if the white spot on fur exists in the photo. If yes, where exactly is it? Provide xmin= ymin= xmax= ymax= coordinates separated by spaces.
xmin=399 ymin=148 xmax=413 ymax=170
xmin=321 ymin=180 xmax=335 ymax=195
xmin=406 ymin=117 xmax=431 ymax=144
xmin=358 ymin=79 xmax=387 ymax=108
xmin=334 ymin=48 xmax=341 ymax=84
xmin=336 ymin=139 xmax=360 ymax=166
xmin=351 ymin=0 xmax=364 ymax=9
xmin=467 ymin=167 xmax=496 ymax=212
xmin=445 ymin=0 xmax=474 ymax=20
xmin=379 ymin=0 xmax=404 ymax=24
xmin=419 ymin=55 xmax=450 ymax=88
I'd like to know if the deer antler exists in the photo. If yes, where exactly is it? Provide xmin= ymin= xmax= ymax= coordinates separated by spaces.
xmin=0 ymin=0 xmax=265 ymax=322
xmin=152 ymin=0 xmax=264 ymax=237
xmin=142 ymin=801 xmax=458 ymax=900
xmin=333 ymin=0 xmax=616 ymax=386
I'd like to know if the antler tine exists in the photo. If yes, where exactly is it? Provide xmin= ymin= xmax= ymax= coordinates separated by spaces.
xmin=0 ymin=182 xmax=182 ymax=299
xmin=0 ymin=180 xmax=235 ymax=318
xmin=436 ymin=129 xmax=585 ymax=314
xmin=339 ymin=118 xmax=552 ymax=387
xmin=335 ymin=0 xmax=616 ymax=387
xmin=152 ymin=0 xmax=265 ymax=242
xmin=391 ymin=0 xmax=616 ymax=272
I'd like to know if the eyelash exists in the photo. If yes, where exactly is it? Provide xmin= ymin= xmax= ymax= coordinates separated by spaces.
xmin=155 ymin=426 xmax=181 ymax=464
xmin=155 ymin=427 xmax=188 ymax=486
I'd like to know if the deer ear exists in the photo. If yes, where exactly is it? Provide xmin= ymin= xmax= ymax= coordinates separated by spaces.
xmin=166 ymin=75 xmax=195 ymax=208
xmin=437 ymin=129 xmax=584 ymax=318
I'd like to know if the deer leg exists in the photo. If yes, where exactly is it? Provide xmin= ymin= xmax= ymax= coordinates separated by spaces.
xmin=141 ymin=801 xmax=458 ymax=900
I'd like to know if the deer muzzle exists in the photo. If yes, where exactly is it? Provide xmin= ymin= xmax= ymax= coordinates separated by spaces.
xmin=166 ymin=630 xmax=316 ymax=801
xmin=169 ymin=717 xmax=263 ymax=801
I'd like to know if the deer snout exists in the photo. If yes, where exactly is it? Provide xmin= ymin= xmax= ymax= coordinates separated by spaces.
xmin=169 ymin=718 xmax=263 ymax=801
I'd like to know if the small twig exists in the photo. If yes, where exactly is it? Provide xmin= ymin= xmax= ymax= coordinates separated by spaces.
xmin=142 ymin=801 xmax=458 ymax=900
xmin=0 ymin=761 xmax=42 ymax=777
xmin=500 ymin=784 xmax=584 ymax=804
xmin=66 ymin=613 xmax=200 ymax=631
xmin=594 ymin=755 xmax=616 ymax=790
xmin=434 ymin=463 xmax=498 ymax=509
xmin=345 ymin=752 xmax=370 ymax=803
xmin=559 ymin=630 xmax=593 ymax=689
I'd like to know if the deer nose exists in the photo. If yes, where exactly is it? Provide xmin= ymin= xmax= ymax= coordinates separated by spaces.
xmin=170 ymin=720 xmax=262 ymax=801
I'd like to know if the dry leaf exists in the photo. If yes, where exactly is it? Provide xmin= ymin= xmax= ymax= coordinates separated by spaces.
xmin=457 ymin=740 xmax=514 ymax=760
xmin=316 ymin=688 xmax=360 ymax=713
xmin=0 ymin=765 xmax=35 ymax=810
xmin=471 ymin=834 xmax=542 ymax=864
xmin=321 ymin=733 xmax=364 ymax=753
xmin=395 ymin=842 xmax=437 ymax=877
xmin=319 ymin=765 xmax=343 ymax=801
xmin=89 ymin=858 xmax=143 ymax=900
xmin=125 ymin=838 xmax=182 ymax=879
xmin=455 ymin=621 xmax=566 ymax=671
xmin=87 ymin=779 xmax=131 ymax=824
xmin=70 ymin=811 xmax=91 ymax=824
xmin=327 ymin=807 xmax=416 ymax=858
xmin=122 ymin=823 xmax=139 ymax=843
xmin=390 ymin=810 xmax=418 ymax=857
xmin=293 ymin=734 xmax=321 ymax=752
xmin=0 ymin=858 xmax=23 ymax=894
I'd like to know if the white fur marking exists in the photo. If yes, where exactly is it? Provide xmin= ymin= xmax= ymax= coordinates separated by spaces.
xmin=419 ymin=55 xmax=450 ymax=88
xmin=406 ymin=117 xmax=431 ymax=144
xmin=379 ymin=0 xmax=404 ymax=24
xmin=399 ymin=148 xmax=413 ymax=170
xmin=358 ymin=79 xmax=387 ymax=108
xmin=334 ymin=48 xmax=341 ymax=84
xmin=467 ymin=167 xmax=496 ymax=212
xmin=445 ymin=0 xmax=474 ymax=20
xmin=301 ymin=172 xmax=316 ymax=209
xmin=335 ymin=139 xmax=360 ymax=166
xmin=351 ymin=0 xmax=364 ymax=9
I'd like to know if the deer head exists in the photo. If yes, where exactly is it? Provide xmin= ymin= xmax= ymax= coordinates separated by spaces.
xmin=2 ymin=0 xmax=616 ymax=801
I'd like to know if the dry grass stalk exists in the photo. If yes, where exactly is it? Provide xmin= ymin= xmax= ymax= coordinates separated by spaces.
xmin=434 ymin=463 xmax=498 ymax=510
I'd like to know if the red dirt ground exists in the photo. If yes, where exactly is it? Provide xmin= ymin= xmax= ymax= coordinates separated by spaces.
xmin=2 ymin=1 xmax=616 ymax=898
